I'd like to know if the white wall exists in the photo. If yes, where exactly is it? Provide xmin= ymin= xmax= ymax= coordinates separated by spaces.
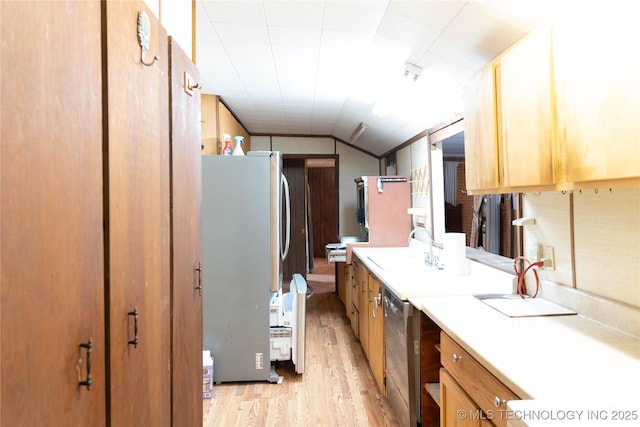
xmin=337 ymin=143 xmax=379 ymax=237
xmin=161 ymin=0 xmax=193 ymax=59
xmin=522 ymin=188 xmax=640 ymax=308
xmin=395 ymin=134 xmax=449 ymax=245
xmin=249 ymin=135 xmax=379 ymax=238
xmin=145 ymin=0 xmax=193 ymax=61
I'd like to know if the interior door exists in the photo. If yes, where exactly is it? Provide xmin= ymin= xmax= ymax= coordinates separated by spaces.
xmin=169 ymin=37 xmax=203 ymax=427
xmin=1 ymin=1 xmax=106 ymax=425
xmin=283 ymin=159 xmax=307 ymax=280
xmin=308 ymin=164 xmax=337 ymax=256
xmin=104 ymin=2 xmax=171 ymax=425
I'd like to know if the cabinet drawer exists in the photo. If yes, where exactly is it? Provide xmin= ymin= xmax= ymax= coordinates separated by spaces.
xmin=441 ymin=333 xmax=518 ymax=426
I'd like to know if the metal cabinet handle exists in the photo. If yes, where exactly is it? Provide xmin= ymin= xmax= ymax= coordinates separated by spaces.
xmin=372 ymin=292 xmax=382 ymax=319
xmin=195 ymin=262 xmax=203 ymax=296
xmin=128 ymin=308 xmax=139 ymax=348
xmin=494 ymin=396 xmax=507 ymax=408
xmin=78 ymin=338 xmax=93 ymax=390
xmin=452 ymin=353 xmax=463 ymax=363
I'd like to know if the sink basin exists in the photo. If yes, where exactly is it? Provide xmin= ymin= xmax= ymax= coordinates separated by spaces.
xmin=367 ymin=254 xmax=432 ymax=271
xmin=474 ymin=294 xmax=576 ymax=317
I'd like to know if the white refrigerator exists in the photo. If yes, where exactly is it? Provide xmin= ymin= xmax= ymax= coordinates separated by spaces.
xmin=202 ymin=151 xmax=305 ymax=383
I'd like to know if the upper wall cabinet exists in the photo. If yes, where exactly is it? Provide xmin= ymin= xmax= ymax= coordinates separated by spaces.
xmin=464 ymin=6 xmax=640 ymax=194
xmin=463 ymin=62 xmax=499 ymax=192
xmin=553 ymin=7 xmax=640 ymax=185
xmin=498 ymin=25 xmax=555 ymax=189
xmin=465 ymin=25 xmax=555 ymax=195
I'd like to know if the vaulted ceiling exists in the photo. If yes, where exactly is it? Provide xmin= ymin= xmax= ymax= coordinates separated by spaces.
xmin=195 ymin=0 xmax=572 ymax=156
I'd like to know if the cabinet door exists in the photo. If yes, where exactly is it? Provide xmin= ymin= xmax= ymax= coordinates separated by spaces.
xmin=368 ymin=277 xmax=385 ymax=394
xmin=554 ymin=6 xmax=640 ymax=183
xmin=105 ymin=3 xmax=171 ymax=426
xmin=440 ymin=369 xmax=483 ymax=427
xmin=464 ymin=63 xmax=500 ymax=192
xmin=1 ymin=1 xmax=106 ymax=425
xmin=169 ymin=38 xmax=203 ymax=427
xmin=345 ymin=264 xmax=353 ymax=320
xmin=355 ymin=260 xmax=369 ymax=357
xmin=337 ymin=262 xmax=346 ymax=304
xmin=499 ymin=26 xmax=555 ymax=188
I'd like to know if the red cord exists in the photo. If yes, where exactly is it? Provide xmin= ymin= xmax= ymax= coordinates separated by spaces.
xmin=513 ymin=256 xmax=543 ymax=298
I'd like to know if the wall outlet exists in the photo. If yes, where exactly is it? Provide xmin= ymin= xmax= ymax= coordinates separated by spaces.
xmin=542 ymin=246 xmax=555 ymax=270
xmin=528 ymin=244 xmax=543 ymax=262
xmin=255 ymin=352 xmax=263 ymax=370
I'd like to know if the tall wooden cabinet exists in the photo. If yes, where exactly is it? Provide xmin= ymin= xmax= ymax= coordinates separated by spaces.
xmin=1 ymin=2 xmax=202 ymax=425
xmin=1 ymin=2 xmax=107 ymax=425
xmin=104 ymin=3 xmax=171 ymax=425
xmin=169 ymin=37 xmax=204 ymax=427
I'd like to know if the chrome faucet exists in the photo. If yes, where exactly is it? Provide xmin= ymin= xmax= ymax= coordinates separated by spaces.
xmin=423 ymin=229 xmax=442 ymax=268
xmin=408 ymin=228 xmax=442 ymax=268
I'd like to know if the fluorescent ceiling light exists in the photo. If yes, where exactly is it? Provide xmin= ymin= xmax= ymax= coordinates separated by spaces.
xmin=350 ymin=122 xmax=368 ymax=143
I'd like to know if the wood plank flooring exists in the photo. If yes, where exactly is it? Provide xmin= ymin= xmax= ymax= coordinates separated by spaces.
xmin=203 ymin=291 xmax=400 ymax=426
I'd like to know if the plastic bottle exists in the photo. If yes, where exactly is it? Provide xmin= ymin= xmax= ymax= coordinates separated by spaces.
xmin=232 ymin=136 xmax=245 ymax=156
xmin=221 ymin=133 xmax=232 ymax=155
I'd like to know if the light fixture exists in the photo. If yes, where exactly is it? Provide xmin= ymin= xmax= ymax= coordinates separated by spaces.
xmin=350 ymin=122 xmax=368 ymax=143
xmin=403 ymin=62 xmax=423 ymax=82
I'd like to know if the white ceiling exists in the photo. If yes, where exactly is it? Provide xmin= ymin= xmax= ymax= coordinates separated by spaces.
xmin=195 ymin=0 xmax=573 ymax=157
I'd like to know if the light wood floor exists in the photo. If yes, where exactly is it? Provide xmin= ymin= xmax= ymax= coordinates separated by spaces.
xmin=203 ymin=291 xmax=400 ymax=426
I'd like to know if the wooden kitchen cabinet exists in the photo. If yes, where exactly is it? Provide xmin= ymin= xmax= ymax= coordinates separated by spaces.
xmin=552 ymin=8 xmax=640 ymax=186
xmin=1 ymin=2 xmax=202 ymax=425
xmin=105 ymin=3 xmax=171 ymax=424
xmin=355 ymin=257 xmax=370 ymax=358
xmin=498 ymin=25 xmax=555 ymax=189
xmin=368 ymin=276 xmax=385 ymax=394
xmin=440 ymin=333 xmax=518 ymax=427
xmin=201 ymin=94 xmax=251 ymax=155
xmin=440 ymin=369 xmax=484 ymax=427
xmin=346 ymin=262 xmax=359 ymax=338
xmin=465 ymin=26 xmax=555 ymax=194
xmin=420 ymin=313 xmax=442 ymax=427
xmin=1 ymin=2 xmax=107 ymax=425
xmin=337 ymin=262 xmax=346 ymax=304
xmin=169 ymin=37 xmax=204 ymax=426
xmin=464 ymin=11 xmax=640 ymax=194
xmin=463 ymin=61 xmax=500 ymax=193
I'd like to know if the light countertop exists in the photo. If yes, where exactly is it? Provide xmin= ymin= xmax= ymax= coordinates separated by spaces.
xmin=413 ymin=294 xmax=640 ymax=399
xmin=352 ymin=244 xmax=640 ymax=426
xmin=352 ymin=245 xmax=516 ymax=300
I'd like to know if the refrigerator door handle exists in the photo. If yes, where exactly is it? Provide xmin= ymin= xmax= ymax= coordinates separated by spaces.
xmin=281 ymin=173 xmax=291 ymax=260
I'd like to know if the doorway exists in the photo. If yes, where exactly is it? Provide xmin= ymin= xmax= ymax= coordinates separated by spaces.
xmin=283 ymin=155 xmax=338 ymax=293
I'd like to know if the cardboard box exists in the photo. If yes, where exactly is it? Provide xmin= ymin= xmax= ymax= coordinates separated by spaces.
xmin=203 ymin=350 xmax=213 ymax=399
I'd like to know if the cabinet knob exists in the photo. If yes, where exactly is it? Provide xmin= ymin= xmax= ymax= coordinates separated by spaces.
xmin=452 ymin=353 xmax=463 ymax=363
xmin=494 ymin=396 xmax=507 ymax=408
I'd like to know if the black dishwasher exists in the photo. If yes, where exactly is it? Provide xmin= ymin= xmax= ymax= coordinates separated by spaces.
xmin=384 ymin=286 xmax=420 ymax=426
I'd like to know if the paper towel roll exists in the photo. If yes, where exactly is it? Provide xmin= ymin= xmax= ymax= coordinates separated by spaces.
xmin=443 ymin=232 xmax=467 ymax=276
